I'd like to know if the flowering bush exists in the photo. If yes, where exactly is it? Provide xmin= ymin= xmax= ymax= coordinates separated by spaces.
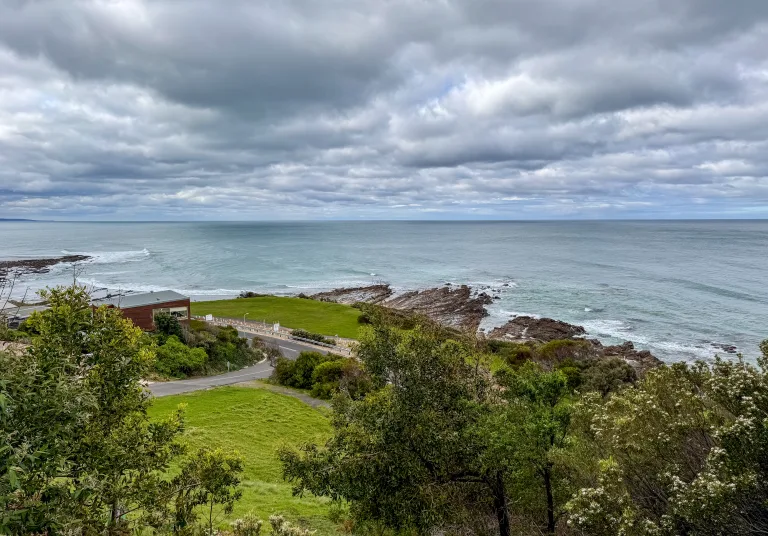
xmin=566 ymin=342 xmax=768 ymax=535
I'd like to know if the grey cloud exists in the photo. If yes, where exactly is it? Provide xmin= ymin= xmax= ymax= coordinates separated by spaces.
xmin=0 ymin=0 xmax=767 ymax=219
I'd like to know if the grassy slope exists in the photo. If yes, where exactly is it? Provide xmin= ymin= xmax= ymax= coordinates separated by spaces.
xmin=191 ymin=296 xmax=362 ymax=338
xmin=149 ymin=386 xmax=339 ymax=534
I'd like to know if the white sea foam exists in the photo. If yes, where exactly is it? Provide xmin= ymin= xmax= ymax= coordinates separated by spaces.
xmin=61 ymin=249 xmax=150 ymax=264
xmin=78 ymin=277 xmax=245 ymax=297
xmin=497 ymin=308 xmax=541 ymax=319
xmin=581 ymin=319 xmax=715 ymax=360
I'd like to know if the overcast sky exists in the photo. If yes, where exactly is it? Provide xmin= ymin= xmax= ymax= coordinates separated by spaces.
xmin=1 ymin=0 xmax=767 ymax=220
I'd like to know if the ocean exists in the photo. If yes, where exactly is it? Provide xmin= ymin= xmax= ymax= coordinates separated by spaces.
xmin=1 ymin=220 xmax=767 ymax=362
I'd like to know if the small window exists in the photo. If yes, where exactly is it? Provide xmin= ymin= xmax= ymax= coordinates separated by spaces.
xmin=168 ymin=306 xmax=189 ymax=320
xmin=153 ymin=306 xmax=187 ymax=320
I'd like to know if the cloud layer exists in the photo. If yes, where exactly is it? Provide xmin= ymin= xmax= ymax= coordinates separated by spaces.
xmin=1 ymin=0 xmax=767 ymax=219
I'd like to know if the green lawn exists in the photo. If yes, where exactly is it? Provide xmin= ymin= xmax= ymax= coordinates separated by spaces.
xmin=149 ymin=386 xmax=339 ymax=534
xmin=191 ymin=296 xmax=362 ymax=338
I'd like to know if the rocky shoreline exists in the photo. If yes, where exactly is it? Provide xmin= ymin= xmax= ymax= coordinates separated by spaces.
xmin=309 ymin=284 xmax=493 ymax=331
xmin=306 ymin=283 xmax=663 ymax=372
xmin=488 ymin=315 xmax=662 ymax=372
xmin=0 ymin=255 xmax=90 ymax=283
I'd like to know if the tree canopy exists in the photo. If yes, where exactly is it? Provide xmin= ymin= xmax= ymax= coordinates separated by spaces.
xmin=0 ymin=285 xmax=242 ymax=534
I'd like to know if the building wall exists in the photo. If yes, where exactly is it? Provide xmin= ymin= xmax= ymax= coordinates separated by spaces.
xmin=120 ymin=299 xmax=191 ymax=331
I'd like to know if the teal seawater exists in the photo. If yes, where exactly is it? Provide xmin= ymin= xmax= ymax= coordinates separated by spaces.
xmin=2 ymin=220 xmax=766 ymax=362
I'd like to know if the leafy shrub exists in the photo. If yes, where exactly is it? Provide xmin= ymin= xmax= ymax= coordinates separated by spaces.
xmin=338 ymin=359 xmax=374 ymax=400
xmin=308 ymin=360 xmax=347 ymax=399
xmin=0 ymin=325 xmax=24 ymax=342
xmin=181 ymin=322 xmax=258 ymax=374
xmin=555 ymin=358 xmax=586 ymax=391
xmin=579 ymin=357 xmax=637 ymax=397
xmin=272 ymin=351 xmax=331 ymax=389
xmin=15 ymin=318 xmax=38 ymax=335
xmin=154 ymin=312 xmax=183 ymax=339
xmin=291 ymin=329 xmax=334 ymax=345
xmin=353 ymin=302 xmax=420 ymax=330
xmin=272 ymin=357 xmax=297 ymax=386
xmin=310 ymin=382 xmax=337 ymax=399
xmin=269 ymin=515 xmax=313 ymax=536
xmin=311 ymin=359 xmax=346 ymax=385
xmin=485 ymin=340 xmax=536 ymax=368
xmin=154 ymin=335 xmax=207 ymax=378
xmin=274 ymin=353 xmax=372 ymax=400
xmin=231 ymin=512 xmax=263 ymax=536
xmin=537 ymin=338 xmax=596 ymax=363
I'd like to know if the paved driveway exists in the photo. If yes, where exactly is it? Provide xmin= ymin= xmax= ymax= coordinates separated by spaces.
xmin=148 ymin=330 xmax=330 ymax=397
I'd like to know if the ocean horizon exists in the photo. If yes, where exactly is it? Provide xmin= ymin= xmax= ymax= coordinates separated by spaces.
xmin=2 ymin=219 xmax=767 ymax=362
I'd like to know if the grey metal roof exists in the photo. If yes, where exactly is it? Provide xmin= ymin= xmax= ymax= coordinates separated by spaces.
xmin=94 ymin=290 xmax=189 ymax=309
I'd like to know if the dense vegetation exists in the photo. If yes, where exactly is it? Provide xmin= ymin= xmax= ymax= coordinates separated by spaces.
xmin=152 ymin=314 xmax=260 ymax=378
xmin=280 ymin=313 xmax=768 ymax=536
xmin=190 ymin=296 xmax=362 ymax=338
xmin=0 ymin=286 xmax=245 ymax=534
xmin=4 ymin=284 xmax=768 ymax=536
xmin=272 ymin=351 xmax=372 ymax=400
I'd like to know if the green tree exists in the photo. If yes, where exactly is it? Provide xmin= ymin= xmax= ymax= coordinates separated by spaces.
xmin=0 ymin=285 xmax=186 ymax=534
xmin=281 ymin=324 xmax=514 ymax=536
xmin=155 ymin=311 xmax=184 ymax=339
xmin=484 ymin=362 xmax=574 ymax=533
xmin=170 ymin=447 xmax=244 ymax=535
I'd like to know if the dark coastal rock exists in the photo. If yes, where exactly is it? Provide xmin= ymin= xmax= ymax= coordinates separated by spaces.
xmin=238 ymin=291 xmax=268 ymax=298
xmin=309 ymin=284 xmax=490 ymax=332
xmin=599 ymin=341 xmax=663 ymax=374
xmin=488 ymin=317 xmax=662 ymax=374
xmin=310 ymin=284 xmax=393 ymax=305
xmin=711 ymin=343 xmax=738 ymax=354
xmin=488 ymin=316 xmax=587 ymax=342
xmin=309 ymin=284 xmax=663 ymax=373
xmin=0 ymin=255 xmax=90 ymax=282
xmin=383 ymin=285 xmax=490 ymax=332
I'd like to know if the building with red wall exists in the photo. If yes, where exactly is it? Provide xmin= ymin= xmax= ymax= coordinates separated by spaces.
xmin=94 ymin=290 xmax=191 ymax=331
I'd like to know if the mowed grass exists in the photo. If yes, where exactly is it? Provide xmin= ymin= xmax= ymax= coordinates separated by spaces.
xmin=149 ymin=386 xmax=339 ymax=534
xmin=191 ymin=296 xmax=362 ymax=339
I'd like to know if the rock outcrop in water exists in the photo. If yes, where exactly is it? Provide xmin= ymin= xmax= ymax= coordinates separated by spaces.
xmin=310 ymin=284 xmax=490 ymax=331
xmin=0 ymin=255 xmax=90 ymax=283
xmin=487 ymin=316 xmax=587 ymax=342
xmin=599 ymin=341 xmax=662 ymax=373
xmin=311 ymin=284 xmax=392 ymax=304
xmin=383 ymin=285 xmax=492 ymax=332
xmin=487 ymin=315 xmax=662 ymax=372
xmin=309 ymin=285 xmax=662 ymax=371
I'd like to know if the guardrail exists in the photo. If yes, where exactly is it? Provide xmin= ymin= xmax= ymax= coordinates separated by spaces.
xmin=193 ymin=315 xmax=352 ymax=355
xmin=290 ymin=335 xmax=337 ymax=349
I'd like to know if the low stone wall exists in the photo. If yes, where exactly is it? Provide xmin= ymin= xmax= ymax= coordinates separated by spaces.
xmin=193 ymin=316 xmax=354 ymax=356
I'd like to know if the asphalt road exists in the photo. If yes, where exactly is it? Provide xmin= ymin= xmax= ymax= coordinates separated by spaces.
xmin=148 ymin=331 xmax=328 ymax=397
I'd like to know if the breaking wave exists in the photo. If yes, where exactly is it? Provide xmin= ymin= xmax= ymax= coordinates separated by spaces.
xmin=581 ymin=318 xmax=716 ymax=361
xmin=61 ymin=249 xmax=150 ymax=264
